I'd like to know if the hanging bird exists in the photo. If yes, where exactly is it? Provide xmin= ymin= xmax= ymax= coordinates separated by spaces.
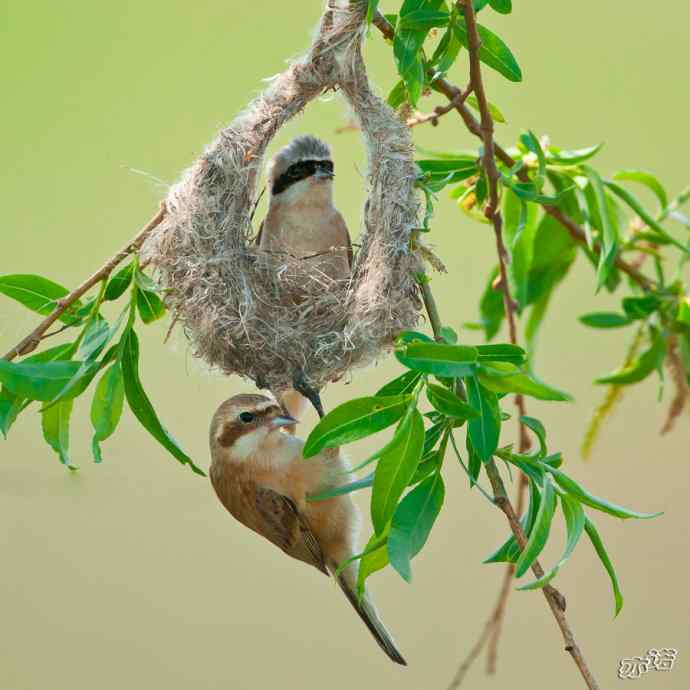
xmin=256 ymin=135 xmax=353 ymax=422
xmin=209 ymin=394 xmax=406 ymax=666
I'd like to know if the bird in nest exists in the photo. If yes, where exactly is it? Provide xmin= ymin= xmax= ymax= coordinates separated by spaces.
xmin=256 ymin=135 xmax=353 ymax=421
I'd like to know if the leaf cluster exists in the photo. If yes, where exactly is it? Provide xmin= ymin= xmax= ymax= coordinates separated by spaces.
xmin=0 ymin=266 xmax=203 ymax=474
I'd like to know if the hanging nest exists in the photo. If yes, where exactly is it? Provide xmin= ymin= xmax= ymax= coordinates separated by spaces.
xmin=142 ymin=0 xmax=423 ymax=396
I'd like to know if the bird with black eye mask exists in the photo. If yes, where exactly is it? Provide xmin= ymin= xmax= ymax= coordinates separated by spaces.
xmin=256 ymin=135 xmax=353 ymax=422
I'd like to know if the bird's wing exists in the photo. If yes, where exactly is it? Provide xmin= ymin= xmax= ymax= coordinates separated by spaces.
xmin=253 ymin=485 xmax=330 ymax=576
xmin=332 ymin=211 xmax=353 ymax=268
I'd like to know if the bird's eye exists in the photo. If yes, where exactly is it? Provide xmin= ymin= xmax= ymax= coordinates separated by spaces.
xmin=239 ymin=412 xmax=255 ymax=424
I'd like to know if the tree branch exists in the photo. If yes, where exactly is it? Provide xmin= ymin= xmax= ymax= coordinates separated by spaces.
xmin=382 ymin=2 xmax=600 ymax=686
xmin=2 ymin=204 xmax=166 ymax=361
xmin=372 ymin=10 xmax=653 ymax=292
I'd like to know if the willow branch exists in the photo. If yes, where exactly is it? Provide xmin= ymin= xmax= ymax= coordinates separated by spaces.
xmin=2 ymin=204 xmax=166 ymax=361
xmin=372 ymin=11 xmax=653 ymax=292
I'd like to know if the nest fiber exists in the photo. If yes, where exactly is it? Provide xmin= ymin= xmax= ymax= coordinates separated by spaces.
xmin=143 ymin=0 xmax=422 ymax=395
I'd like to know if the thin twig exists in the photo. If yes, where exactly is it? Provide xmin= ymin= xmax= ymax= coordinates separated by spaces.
xmin=3 ymin=204 xmax=166 ymax=361
xmin=456 ymin=0 xmax=533 ymax=676
xmin=406 ymin=86 xmax=473 ymax=128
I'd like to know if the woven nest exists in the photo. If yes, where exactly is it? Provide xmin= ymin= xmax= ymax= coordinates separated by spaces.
xmin=142 ymin=0 xmax=423 ymax=397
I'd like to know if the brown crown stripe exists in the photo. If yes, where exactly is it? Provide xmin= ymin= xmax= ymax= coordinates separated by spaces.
xmin=216 ymin=403 xmax=282 ymax=448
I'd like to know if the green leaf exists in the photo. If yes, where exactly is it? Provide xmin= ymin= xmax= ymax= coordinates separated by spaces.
xmin=388 ymin=474 xmax=445 ymax=582
xmin=622 ymin=294 xmax=661 ymax=320
xmin=543 ymin=465 xmax=662 ymax=520
xmin=515 ymin=474 xmax=556 ymax=577
xmin=136 ymin=288 xmax=166 ymax=324
xmin=677 ymin=297 xmax=690 ymax=327
xmin=426 ymin=383 xmax=480 ymax=420
xmin=0 ymin=274 xmax=82 ymax=324
xmin=476 ymin=344 xmax=526 ymax=365
xmin=579 ymin=312 xmax=632 ymax=329
xmin=478 ymin=363 xmax=572 ymax=401
xmin=0 ymin=388 xmax=19 ymax=438
xmin=521 ymin=131 xmax=546 ymax=189
xmin=78 ymin=317 xmax=111 ymax=360
xmin=372 ymin=409 xmax=425 ymax=533
xmin=502 ymin=189 xmax=539 ymax=307
xmin=605 ymin=180 xmax=687 ymax=253
xmin=399 ymin=9 xmax=449 ymax=31
xmin=453 ymin=18 xmax=522 ymax=82
xmin=357 ymin=531 xmax=390 ymax=598
xmin=488 ymin=0 xmax=512 ymax=13
xmin=546 ymin=143 xmax=602 ymax=165
xmin=0 ymin=359 xmax=96 ymax=402
xmin=584 ymin=517 xmax=624 ymax=616
xmin=303 ymin=395 xmax=412 ymax=457
xmin=477 ymin=266 xmax=504 ymax=340
xmin=41 ymin=398 xmax=75 ymax=468
xmin=520 ymin=415 xmax=547 ymax=459
xmin=429 ymin=27 xmax=462 ymax=76
xmin=393 ymin=29 xmax=427 ymax=106
xmin=613 ymin=169 xmax=668 ymax=210
xmin=104 ymin=263 xmax=134 ymax=301
xmin=367 ymin=0 xmax=380 ymax=25
xmin=90 ymin=362 xmax=125 ymax=463
xmin=583 ymin=167 xmax=619 ymax=289
xmin=595 ymin=329 xmax=666 ymax=385
xmin=120 ymin=329 xmax=204 ymax=475
xmin=387 ymin=80 xmax=407 ymax=108
xmin=0 ymin=344 xmax=73 ymax=437
xmin=485 ymin=481 xmax=540 ymax=563
xmin=517 ymin=494 xmax=585 ymax=590
xmin=396 ymin=341 xmax=478 ymax=377
xmin=417 ymin=158 xmax=479 ymax=186
xmin=308 ymin=472 xmax=375 ymax=502
xmin=409 ymin=449 xmax=443 ymax=485
xmin=376 ymin=370 xmax=422 ymax=397
xmin=440 ymin=326 xmax=459 ymax=344
xmin=464 ymin=94 xmax=506 ymax=123
xmin=466 ymin=377 xmax=501 ymax=461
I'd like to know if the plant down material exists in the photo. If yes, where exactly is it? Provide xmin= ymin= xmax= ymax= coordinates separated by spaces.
xmin=142 ymin=1 xmax=423 ymax=395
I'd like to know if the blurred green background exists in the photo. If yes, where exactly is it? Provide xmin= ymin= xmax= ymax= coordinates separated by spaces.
xmin=1 ymin=2 xmax=689 ymax=689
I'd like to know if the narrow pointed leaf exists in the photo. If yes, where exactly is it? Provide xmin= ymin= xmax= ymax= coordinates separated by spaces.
xmin=120 ymin=329 xmax=204 ymax=475
xmin=613 ymin=169 xmax=668 ymax=211
xmin=515 ymin=475 xmax=556 ymax=577
xmin=41 ymin=399 xmax=75 ymax=468
xmin=544 ymin=465 xmax=662 ymax=520
xmin=304 ymin=395 xmax=412 ymax=457
xmin=453 ymin=18 xmax=522 ymax=82
xmin=517 ymin=494 xmax=585 ymax=590
xmin=584 ymin=516 xmax=624 ymax=616
xmin=90 ymin=362 xmax=125 ymax=462
xmin=388 ymin=474 xmax=445 ymax=582
xmin=466 ymin=377 xmax=501 ymax=461
xmin=395 ymin=341 xmax=478 ymax=377
xmin=426 ymin=383 xmax=479 ymax=420
xmin=0 ymin=274 xmax=82 ymax=324
xmin=372 ymin=409 xmax=425 ymax=533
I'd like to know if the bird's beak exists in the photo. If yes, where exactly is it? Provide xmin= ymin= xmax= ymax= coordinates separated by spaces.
xmin=314 ymin=168 xmax=335 ymax=181
xmin=270 ymin=414 xmax=298 ymax=429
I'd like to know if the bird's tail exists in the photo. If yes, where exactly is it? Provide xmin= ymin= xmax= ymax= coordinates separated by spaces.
xmin=334 ymin=570 xmax=407 ymax=666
